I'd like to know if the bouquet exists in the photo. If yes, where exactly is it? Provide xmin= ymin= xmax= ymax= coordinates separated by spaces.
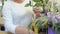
xmin=25 ymin=0 xmax=60 ymax=34
xmin=25 ymin=0 xmax=49 ymax=34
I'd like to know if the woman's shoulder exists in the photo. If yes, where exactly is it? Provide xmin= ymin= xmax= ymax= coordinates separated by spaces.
xmin=4 ymin=1 xmax=13 ymax=7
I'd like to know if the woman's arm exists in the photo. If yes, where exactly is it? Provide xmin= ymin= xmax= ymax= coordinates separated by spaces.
xmin=15 ymin=26 xmax=34 ymax=34
xmin=2 ymin=2 xmax=18 ymax=33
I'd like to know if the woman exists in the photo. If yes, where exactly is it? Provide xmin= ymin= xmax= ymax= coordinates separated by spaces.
xmin=2 ymin=0 xmax=40 ymax=34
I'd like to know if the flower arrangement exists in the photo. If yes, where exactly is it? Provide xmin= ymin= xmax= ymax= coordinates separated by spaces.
xmin=25 ymin=0 xmax=60 ymax=34
xmin=25 ymin=0 xmax=48 ymax=34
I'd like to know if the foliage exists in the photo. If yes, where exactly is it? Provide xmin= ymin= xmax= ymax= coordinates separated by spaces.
xmin=25 ymin=0 xmax=60 ymax=34
xmin=25 ymin=0 xmax=46 ymax=7
xmin=48 ymin=16 xmax=60 ymax=34
xmin=28 ymin=16 xmax=48 ymax=34
xmin=35 ymin=16 xmax=48 ymax=29
xmin=25 ymin=1 xmax=32 ymax=7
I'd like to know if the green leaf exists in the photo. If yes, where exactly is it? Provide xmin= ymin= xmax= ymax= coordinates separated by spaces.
xmin=34 ymin=2 xmax=42 ymax=7
xmin=35 ymin=16 xmax=48 ymax=29
xmin=25 ymin=1 xmax=31 ymax=7
xmin=33 ymin=0 xmax=40 ymax=2
xmin=25 ymin=3 xmax=30 ymax=7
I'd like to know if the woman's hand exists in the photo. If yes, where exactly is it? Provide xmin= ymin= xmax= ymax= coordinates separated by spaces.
xmin=15 ymin=26 xmax=34 ymax=34
xmin=33 ymin=8 xmax=41 ymax=18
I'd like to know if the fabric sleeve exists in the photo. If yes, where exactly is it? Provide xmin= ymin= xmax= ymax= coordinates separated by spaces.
xmin=2 ymin=2 xmax=18 ymax=33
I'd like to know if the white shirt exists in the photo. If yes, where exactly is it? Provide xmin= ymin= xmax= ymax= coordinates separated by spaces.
xmin=2 ymin=0 xmax=33 ymax=34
